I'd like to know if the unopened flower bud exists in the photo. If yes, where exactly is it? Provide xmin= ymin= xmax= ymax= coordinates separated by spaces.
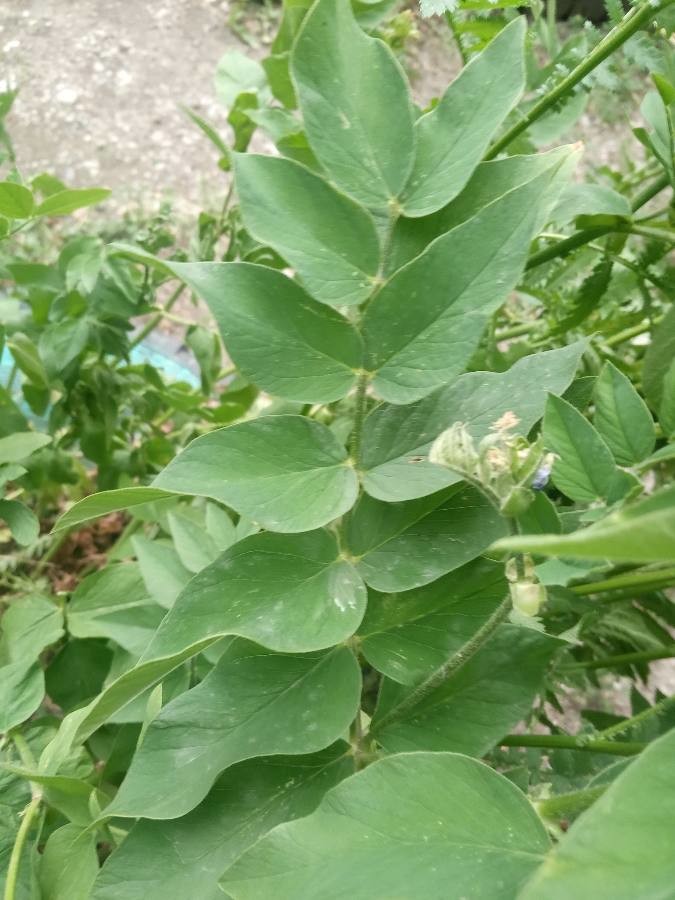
xmin=510 ymin=580 xmax=547 ymax=617
xmin=500 ymin=485 xmax=534 ymax=516
xmin=429 ymin=423 xmax=478 ymax=474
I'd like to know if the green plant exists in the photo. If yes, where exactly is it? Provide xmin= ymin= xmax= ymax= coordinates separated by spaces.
xmin=1 ymin=0 xmax=675 ymax=898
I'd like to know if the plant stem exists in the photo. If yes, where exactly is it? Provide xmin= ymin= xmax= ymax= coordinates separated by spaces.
xmin=562 ymin=645 xmax=675 ymax=671
xmin=445 ymin=12 xmax=468 ymax=67
xmin=525 ymin=173 xmax=671 ymax=271
xmin=485 ymin=0 xmax=672 ymax=159
xmin=129 ymin=283 xmax=186 ymax=349
xmin=500 ymin=734 xmax=646 ymax=756
xmin=628 ymin=223 xmax=675 ymax=243
xmin=604 ymin=317 xmax=660 ymax=348
xmin=570 ymin=565 xmax=675 ymax=598
xmin=596 ymin=693 xmax=675 ymax=741
xmin=3 ymin=794 xmax=41 ymax=900
xmin=4 ymin=735 xmax=40 ymax=900
xmin=535 ymin=785 xmax=606 ymax=821
xmin=348 ymin=371 xmax=369 ymax=466
xmin=368 ymin=592 xmax=513 ymax=738
xmin=630 ymin=171 xmax=671 ymax=212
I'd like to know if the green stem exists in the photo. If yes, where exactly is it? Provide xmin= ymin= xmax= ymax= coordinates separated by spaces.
xmin=627 ymin=223 xmax=675 ymax=243
xmin=525 ymin=173 xmax=670 ymax=271
xmin=604 ymin=317 xmax=660 ymax=348
xmin=5 ymin=363 xmax=17 ymax=392
xmin=3 ymin=795 xmax=41 ymax=900
xmin=596 ymin=693 xmax=675 ymax=741
xmin=500 ymin=734 xmax=646 ymax=756
xmin=445 ymin=12 xmax=468 ymax=67
xmin=129 ymin=283 xmax=186 ymax=349
xmin=348 ymin=371 xmax=369 ymax=466
xmin=562 ymin=645 xmax=675 ymax=671
xmin=630 ymin=171 xmax=671 ymax=212
xmin=4 ymin=735 xmax=40 ymax=900
xmin=535 ymin=785 xmax=606 ymax=821
xmin=34 ymin=528 xmax=71 ymax=576
xmin=368 ymin=591 xmax=513 ymax=738
xmin=570 ymin=565 xmax=675 ymax=598
xmin=486 ymin=0 xmax=672 ymax=159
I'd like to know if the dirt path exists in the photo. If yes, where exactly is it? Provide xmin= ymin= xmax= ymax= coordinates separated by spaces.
xmin=1 ymin=0 xmax=261 ymax=211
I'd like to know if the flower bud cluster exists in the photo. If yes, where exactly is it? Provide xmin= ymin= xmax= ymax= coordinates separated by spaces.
xmin=429 ymin=412 xmax=556 ymax=517
xmin=506 ymin=555 xmax=547 ymax=618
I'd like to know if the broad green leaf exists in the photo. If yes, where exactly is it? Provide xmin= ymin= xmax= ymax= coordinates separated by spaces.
xmin=4 ymin=770 xmax=100 ymax=826
xmin=220 ymin=752 xmax=550 ymax=900
xmin=0 ymin=594 xmax=63 ymax=664
xmin=361 ymin=343 xmax=585 ymax=501
xmin=167 ymin=508 xmax=219 ymax=574
xmin=359 ymin=559 xmax=506 ymax=684
xmin=401 ymin=18 xmax=526 ymax=217
xmin=0 ymin=499 xmax=40 ymax=545
xmin=131 ymin=535 xmax=191 ymax=609
xmin=233 ymin=154 xmax=380 ymax=307
xmin=104 ymin=641 xmax=361 ymax=819
xmin=91 ymin=745 xmax=352 ymax=900
xmin=143 ymin=528 xmax=366 ymax=659
xmin=39 ymin=318 xmax=90 ymax=378
xmin=593 ymin=362 xmax=655 ymax=465
xmin=0 ymin=660 xmax=44 ymax=731
xmin=54 ymin=487 xmax=175 ymax=532
xmin=42 ymin=530 xmax=365 ymax=756
xmin=112 ymin=248 xmax=363 ymax=403
xmin=362 ymin=159 xmax=573 ymax=403
xmin=0 ymin=181 xmax=33 ymax=218
xmin=153 ymin=416 xmax=358 ymax=533
xmin=520 ymin=727 xmax=675 ymax=899
xmin=215 ymin=51 xmax=268 ymax=107
xmin=374 ymin=626 xmax=562 ymax=756
xmin=347 ymin=485 xmax=506 ymax=592
xmin=291 ymin=0 xmax=415 ymax=209
xmin=67 ymin=563 xmax=164 ymax=657
xmin=45 ymin=640 xmax=113 ymax=712
xmin=6 ymin=333 xmax=48 ymax=388
xmin=0 ymin=432 xmax=51 ymax=464
xmin=389 ymin=147 xmax=577 ymax=273
xmin=35 ymin=188 xmax=110 ymax=216
xmin=39 ymin=824 xmax=98 ymax=900
xmin=543 ymin=395 xmax=638 ymax=504
xmin=643 ymin=303 xmax=675 ymax=412
xmin=494 ymin=484 xmax=675 ymax=563
xmin=551 ymin=182 xmax=632 ymax=225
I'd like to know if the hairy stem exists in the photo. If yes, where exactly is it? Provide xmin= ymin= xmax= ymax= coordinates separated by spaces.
xmin=348 ymin=371 xmax=369 ymax=465
xmin=525 ymin=172 xmax=671 ymax=271
xmin=445 ymin=12 xmax=468 ymax=67
xmin=596 ymin=693 xmax=675 ymax=741
xmin=500 ymin=734 xmax=646 ymax=756
xmin=485 ymin=1 xmax=673 ymax=159
xmin=368 ymin=592 xmax=513 ymax=738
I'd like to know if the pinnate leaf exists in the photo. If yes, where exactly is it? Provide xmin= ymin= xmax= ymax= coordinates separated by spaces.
xmin=153 ymin=416 xmax=358 ymax=533
xmin=220 ymin=752 xmax=550 ymax=899
xmin=291 ymin=0 xmax=415 ymax=209
xmin=104 ymin=641 xmax=361 ymax=820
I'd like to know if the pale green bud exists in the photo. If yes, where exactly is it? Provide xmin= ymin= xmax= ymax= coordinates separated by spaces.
xmin=429 ymin=422 xmax=478 ymax=474
xmin=510 ymin=580 xmax=547 ymax=617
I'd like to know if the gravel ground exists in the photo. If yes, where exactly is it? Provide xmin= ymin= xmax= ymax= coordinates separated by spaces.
xmin=1 ymin=0 xmax=264 ymax=212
